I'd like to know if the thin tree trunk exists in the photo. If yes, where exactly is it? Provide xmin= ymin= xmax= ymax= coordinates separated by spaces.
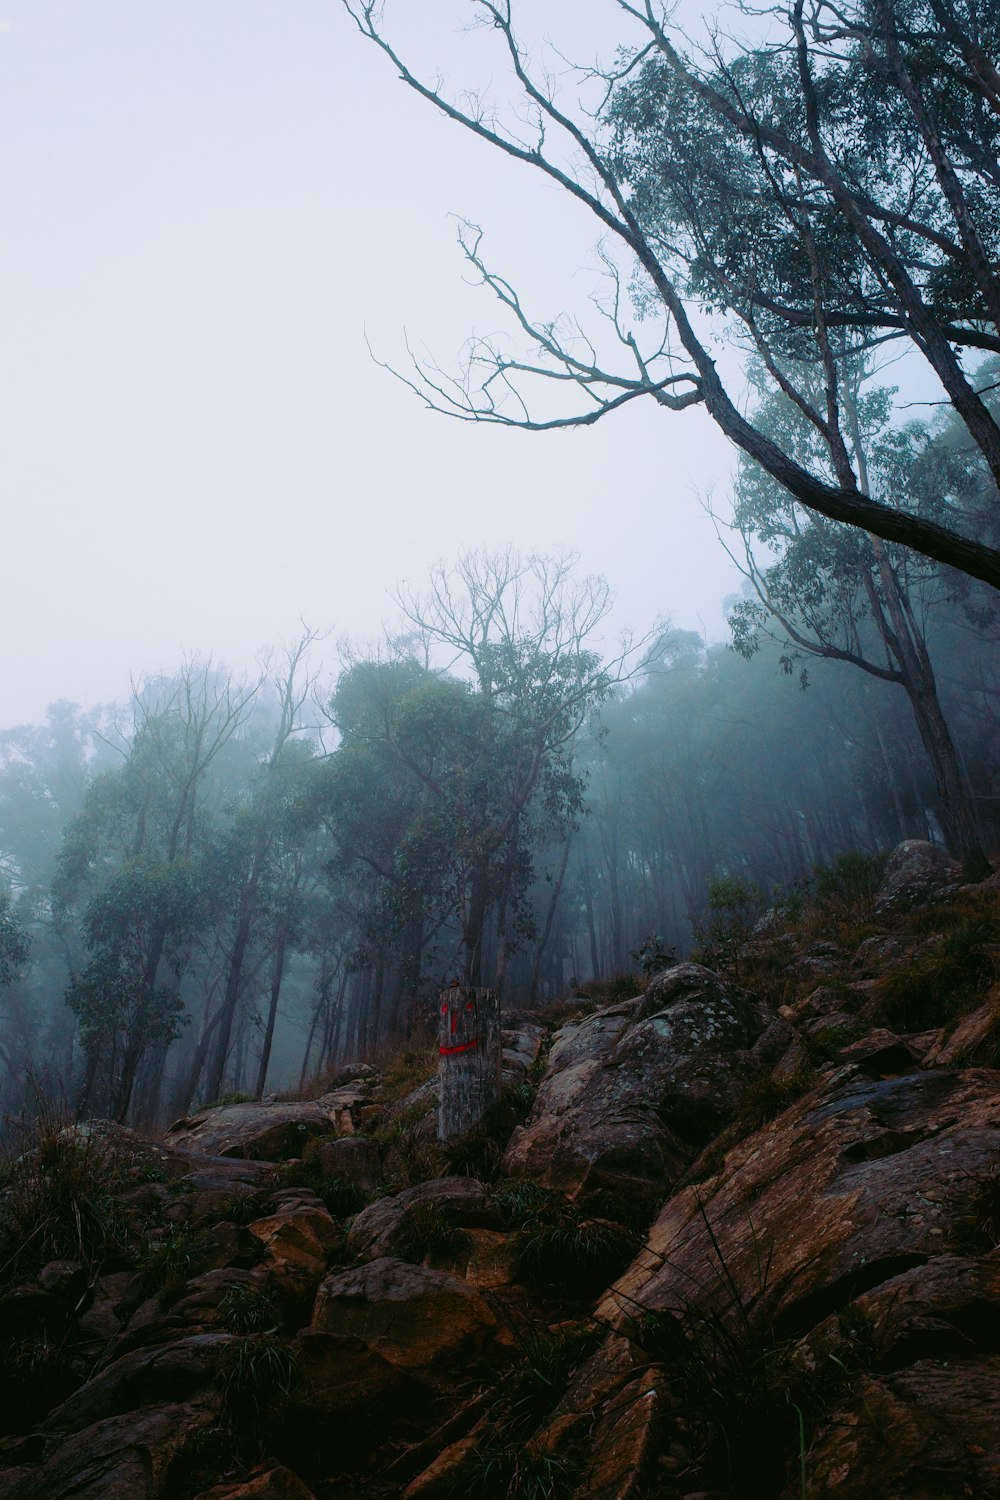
xmin=255 ymin=928 xmax=288 ymax=1098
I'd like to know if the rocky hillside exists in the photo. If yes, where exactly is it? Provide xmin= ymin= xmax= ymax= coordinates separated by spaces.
xmin=1 ymin=840 xmax=999 ymax=1500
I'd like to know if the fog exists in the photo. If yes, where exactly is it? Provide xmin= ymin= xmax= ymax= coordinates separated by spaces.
xmin=0 ymin=1 xmax=997 ymax=1126
xmin=1 ymin=0 xmax=738 ymax=728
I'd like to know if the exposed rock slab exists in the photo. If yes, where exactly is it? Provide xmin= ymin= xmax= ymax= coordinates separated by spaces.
xmin=504 ymin=963 xmax=790 ymax=1213
xmin=602 ymin=1067 xmax=1000 ymax=1333
xmin=874 ymin=839 xmax=962 ymax=916
xmin=0 ymin=1401 xmax=216 ymax=1500
xmin=310 ymin=1257 xmax=496 ymax=1379
xmin=345 ymin=1177 xmax=496 ymax=1262
xmin=164 ymin=1088 xmax=367 ymax=1160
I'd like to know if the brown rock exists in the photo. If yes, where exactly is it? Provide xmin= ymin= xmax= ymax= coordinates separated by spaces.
xmin=310 ymin=1257 xmax=496 ymax=1379
xmin=41 ymin=1333 xmax=232 ymax=1437
xmin=601 ymin=1067 xmax=1000 ymax=1337
xmin=504 ymin=964 xmax=791 ymax=1214
xmin=289 ymin=1329 xmax=403 ymax=1418
xmin=874 ymin=840 xmax=962 ymax=916
xmin=249 ymin=1205 xmax=342 ymax=1276
xmin=77 ymin=1271 xmax=143 ymax=1341
xmin=309 ymin=1134 xmax=381 ymax=1191
xmin=163 ymin=1098 xmax=352 ymax=1160
xmin=345 ymin=1177 xmax=496 ymax=1262
xmin=401 ymin=1425 xmax=486 ymax=1498
xmin=923 ymin=983 xmax=1000 ymax=1067
xmin=194 ymin=1463 xmax=317 ymax=1498
xmin=787 ymin=1360 xmax=1000 ymax=1499
xmin=463 ymin=1229 xmax=515 ymax=1289
xmin=0 ymin=1401 xmax=216 ymax=1499
xmin=574 ymin=1366 xmax=664 ymax=1500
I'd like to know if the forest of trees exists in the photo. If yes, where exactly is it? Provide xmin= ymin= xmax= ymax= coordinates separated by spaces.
xmin=1 ymin=420 xmax=997 ymax=1127
xmin=2 ymin=0 xmax=999 ymax=1128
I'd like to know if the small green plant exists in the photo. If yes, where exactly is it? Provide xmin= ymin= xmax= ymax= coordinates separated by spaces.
xmin=455 ymin=1445 xmax=572 ymax=1500
xmin=692 ymin=874 xmax=766 ymax=977
xmin=394 ymin=1202 xmax=469 ymax=1267
xmin=269 ymin=1141 xmax=372 ymax=1217
xmin=218 ymin=1281 xmax=279 ymax=1335
xmin=812 ymin=850 xmax=888 ymax=917
xmin=603 ymin=972 xmax=643 ymax=1003
xmin=631 ymin=934 xmax=677 ymax=976
xmin=138 ymin=1226 xmax=200 ymax=1301
xmin=878 ymin=917 xmax=1000 ymax=1031
xmin=216 ymin=1332 xmax=299 ymax=1427
xmin=492 ymin=1184 xmax=638 ymax=1297
xmin=448 ymin=1322 xmax=597 ymax=1498
xmin=0 ymin=1116 xmax=133 ymax=1291
xmin=196 ymin=1090 xmax=252 ymax=1110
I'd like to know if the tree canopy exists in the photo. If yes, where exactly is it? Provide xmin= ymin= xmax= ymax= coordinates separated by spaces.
xmin=341 ymin=0 xmax=1000 ymax=587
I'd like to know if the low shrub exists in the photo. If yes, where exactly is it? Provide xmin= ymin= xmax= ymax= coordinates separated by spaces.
xmin=812 ymin=850 xmax=888 ymax=917
xmin=216 ymin=1332 xmax=299 ymax=1427
xmin=218 ymin=1281 xmax=279 ymax=1335
xmin=491 ymin=1183 xmax=639 ymax=1297
xmin=0 ymin=1115 xmax=133 ymax=1291
xmin=393 ymin=1202 xmax=469 ymax=1267
xmin=632 ymin=1214 xmax=872 ymax=1500
xmin=878 ymin=917 xmax=1000 ymax=1032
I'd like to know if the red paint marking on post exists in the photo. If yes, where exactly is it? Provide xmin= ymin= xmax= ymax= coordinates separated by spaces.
xmin=439 ymin=1039 xmax=479 ymax=1056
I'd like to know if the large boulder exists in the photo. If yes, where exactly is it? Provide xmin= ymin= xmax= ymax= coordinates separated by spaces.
xmin=163 ymin=1085 xmax=368 ymax=1160
xmin=603 ymin=1066 xmax=1000 ymax=1330
xmin=0 ymin=1401 xmax=216 ymax=1500
xmin=598 ymin=1065 xmax=1000 ymax=1500
xmin=874 ymin=839 xmax=962 ymax=916
xmin=345 ymin=1177 xmax=497 ymax=1263
xmin=309 ymin=1257 xmax=496 ymax=1380
xmin=248 ymin=1204 xmax=342 ymax=1277
xmin=503 ymin=963 xmax=790 ymax=1213
xmin=40 ymin=1334 xmax=231 ymax=1438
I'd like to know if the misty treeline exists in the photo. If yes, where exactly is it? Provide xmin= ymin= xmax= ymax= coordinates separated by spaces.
xmin=0 ymin=383 xmax=998 ymax=1128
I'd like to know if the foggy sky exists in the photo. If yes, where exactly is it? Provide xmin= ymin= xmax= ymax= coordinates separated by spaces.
xmin=1 ymin=1 xmax=743 ymax=728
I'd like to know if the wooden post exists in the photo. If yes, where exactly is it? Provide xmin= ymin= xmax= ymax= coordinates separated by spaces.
xmin=437 ymin=985 xmax=502 ymax=1141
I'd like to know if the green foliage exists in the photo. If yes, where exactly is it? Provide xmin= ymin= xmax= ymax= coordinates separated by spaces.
xmin=812 ymin=851 xmax=888 ymax=917
xmin=633 ymin=1215 xmax=871 ymax=1500
xmin=630 ymin=934 xmax=676 ymax=976
xmin=448 ymin=1322 xmax=599 ymax=1499
xmin=218 ymin=1281 xmax=279 ymax=1335
xmin=602 ymin=972 xmax=643 ymax=1004
xmin=138 ymin=1227 xmax=199 ymax=1302
xmin=0 ymin=1117 xmax=132 ymax=1291
xmin=878 ymin=917 xmax=1000 ymax=1032
xmin=494 ymin=1184 xmax=639 ymax=1297
xmin=693 ymin=874 xmax=766 ymax=977
xmin=269 ymin=1140 xmax=372 ymax=1218
xmin=0 ymin=889 xmax=30 ymax=988
xmin=455 ymin=1447 xmax=572 ymax=1500
xmin=393 ymin=1202 xmax=469 ymax=1267
xmin=215 ymin=1332 xmax=299 ymax=1426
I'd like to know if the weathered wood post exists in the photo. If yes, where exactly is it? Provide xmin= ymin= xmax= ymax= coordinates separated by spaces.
xmin=437 ymin=985 xmax=502 ymax=1141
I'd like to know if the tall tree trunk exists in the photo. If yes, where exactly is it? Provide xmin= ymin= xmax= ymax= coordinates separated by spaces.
xmin=530 ymin=836 xmax=572 ymax=1001
xmin=255 ymin=928 xmax=288 ymax=1098
xmin=870 ymin=540 xmax=991 ymax=879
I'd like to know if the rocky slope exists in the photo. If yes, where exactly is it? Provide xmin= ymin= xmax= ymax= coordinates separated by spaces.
xmin=1 ymin=840 xmax=998 ymax=1500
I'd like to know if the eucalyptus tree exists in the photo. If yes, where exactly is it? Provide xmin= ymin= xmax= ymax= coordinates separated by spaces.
xmin=54 ymin=660 xmax=261 ymax=1121
xmin=340 ymin=0 xmax=1000 ymax=589
xmin=394 ymin=550 xmax=617 ymax=989
xmin=725 ymin=367 xmax=992 ymax=876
